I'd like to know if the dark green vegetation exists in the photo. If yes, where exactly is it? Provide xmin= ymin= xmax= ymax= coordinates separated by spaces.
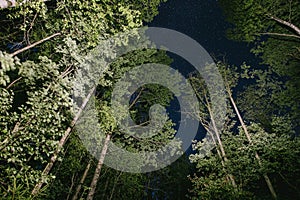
xmin=0 ymin=0 xmax=299 ymax=199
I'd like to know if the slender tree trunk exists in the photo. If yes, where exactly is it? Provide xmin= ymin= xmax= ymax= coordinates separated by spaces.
xmin=66 ymin=173 xmax=76 ymax=200
xmin=207 ymin=107 xmax=237 ymax=188
xmin=203 ymin=90 xmax=237 ymax=188
xmin=86 ymin=134 xmax=111 ymax=200
xmin=227 ymin=91 xmax=277 ymax=199
xmin=108 ymin=172 xmax=122 ymax=200
xmin=190 ymin=78 xmax=237 ymax=188
xmin=206 ymin=128 xmax=234 ymax=184
xmin=102 ymin=178 xmax=110 ymax=199
xmin=72 ymin=159 xmax=92 ymax=200
xmin=31 ymin=86 xmax=96 ymax=195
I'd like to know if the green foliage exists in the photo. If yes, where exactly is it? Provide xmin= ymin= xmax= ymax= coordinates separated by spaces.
xmin=0 ymin=54 xmax=72 ymax=198
xmin=219 ymin=0 xmax=300 ymax=42
xmin=0 ymin=0 xmax=167 ymax=198
xmin=219 ymin=0 xmax=300 ymax=128
xmin=188 ymin=61 xmax=300 ymax=199
xmin=189 ymin=121 xmax=300 ymax=199
xmin=124 ymin=0 xmax=168 ymax=22
xmin=95 ymin=47 xmax=181 ymax=165
xmin=42 ymin=46 xmax=187 ymax=199
xmin=0 ymin=51 xmax=20 ymax=86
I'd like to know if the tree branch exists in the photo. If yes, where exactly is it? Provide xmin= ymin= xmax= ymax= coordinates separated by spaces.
xmin=256 ymin=32 xmax=300 ymax=39
xmin=10 ymin=32 xmax=61 ymax=57
xmin=6 ymin=77 xmax=22 ymax=89
xmin=129 ymin=87 xmax=144 ymax=109
xmin=268 ymin=15 xmax=300 ymax=36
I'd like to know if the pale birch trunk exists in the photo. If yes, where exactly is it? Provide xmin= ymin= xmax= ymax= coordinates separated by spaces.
xmin=72 ymin=159 xmax=92 ymax=200
xmin=32 ymin=86 xmax=96 ymax=195
xmin=205 ymin=93 xmax=237 ymax=188
xmin=191 ymin=79 xmax=237 ymax=188
xmin=86 ymin=134 xmax=111 ymax=200
xmin=227 ymin=90 xmax=277 ymax=199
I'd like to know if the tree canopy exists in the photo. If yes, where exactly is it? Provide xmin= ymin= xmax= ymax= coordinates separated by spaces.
xmin=0 ymin=0 xmax=299 ymax=199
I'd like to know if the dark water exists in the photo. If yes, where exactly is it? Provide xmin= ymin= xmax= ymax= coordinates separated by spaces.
xmin=146 ymin=0 xmax=259 ymax=149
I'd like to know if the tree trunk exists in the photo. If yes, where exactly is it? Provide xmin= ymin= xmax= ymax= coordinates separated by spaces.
xmin=190 ymin=78 xmax=237 ymax=188
xmin=66 ymin=173 xmax=76 ymax=200
xmin=108 ymin=172 xmax=122 ymax=200
xmin=31 ymin=86 xmax=96 ymax=195
xmin=227 ymin=91 xmax=277 ymax=199
xmin=72 ymin=159 xmax=92 ymax=200
xmin=86 ymin=134 xmax=111 ymax=200
xmin=206 ymin=100 xmax=237 ymax=188
xmin=206 ymin=128 xmax=236 ymax=186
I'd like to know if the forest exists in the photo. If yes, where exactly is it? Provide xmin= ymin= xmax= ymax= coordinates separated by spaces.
xmin=0 ymin=0 xmax=299 ymax=199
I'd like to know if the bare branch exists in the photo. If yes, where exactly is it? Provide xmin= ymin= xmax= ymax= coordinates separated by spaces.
xmin=6 ymin=77 xmax=22 ymax=89
xmin=256 ymin=32 xmax=300 ymax=39
xmin=10 ymin=32 xmax=61 ymax=57
xmin=26 ymin=12 xmax=38 ymax=45
xmin=129 ymin=87 xmax=144 ymax=109
xmin=268 ymin=15 xmax=300 ymax=36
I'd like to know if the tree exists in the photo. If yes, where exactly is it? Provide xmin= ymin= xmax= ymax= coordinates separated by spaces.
xmin=81 ymin=48 xmax=181 ymax=199
xmin=219 ymin=0 xmax=300 ymax=42
xmin=188 ymin=62 xmax=300 ymax=199
xmin=0 ymin=0 xmax=165 ymax=198
xmin=189 ymin=71 xmax=237 ymax=189
xmin=219 ymin=0 xmax=300 ymax=127
xmin=124 ymin=0 xmax=168 ymax=22
xmin=0 ymin=52 xmax=72 ymax=198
